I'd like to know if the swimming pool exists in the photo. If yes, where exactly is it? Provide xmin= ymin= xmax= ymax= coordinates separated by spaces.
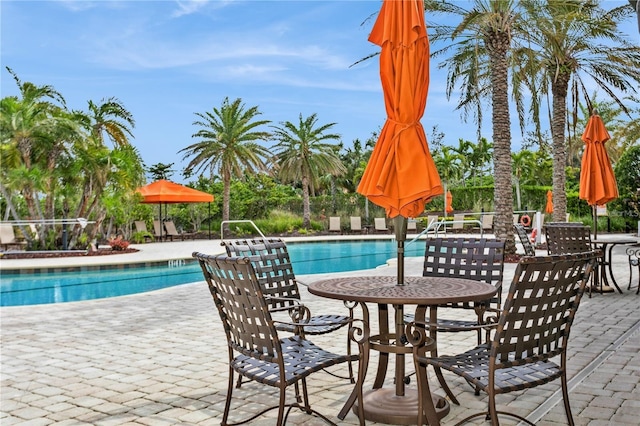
xmin=1 ymin=239 xmax=426 ymax=306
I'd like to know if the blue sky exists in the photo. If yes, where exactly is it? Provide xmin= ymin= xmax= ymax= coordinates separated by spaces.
xmin=1 ymin=0 xmax=638 ymax=183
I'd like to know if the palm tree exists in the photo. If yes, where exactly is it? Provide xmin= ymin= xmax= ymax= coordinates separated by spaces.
xmin=85 ymin=97 xmax=135 ymax=147
xmin=517 ymin=0 xmax=640 ymax=222
xmin=180 ymin=97 xmax=271 ymax=229
xmin=425 ymin=0 xmax=520 ymax=252
xmin=271 ymin=113 xmax=346 ymax=228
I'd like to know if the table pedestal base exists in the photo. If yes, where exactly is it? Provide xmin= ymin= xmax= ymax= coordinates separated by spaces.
xmin=354 ymin=388 xmax=450 ymax=424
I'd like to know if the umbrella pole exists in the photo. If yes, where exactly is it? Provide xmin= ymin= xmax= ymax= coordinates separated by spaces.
xmin=593 ymin=205 xmax=598 ymax=239
xmin=394 ymin=216 xmax=408 ymax=285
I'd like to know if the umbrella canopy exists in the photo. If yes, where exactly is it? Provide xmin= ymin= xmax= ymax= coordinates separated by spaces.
xmin=357 ymin=0 xmax=442 ymax=219
xmin=578 ymin=114 xmax=618 ymax=237
xmin=445 ymin=190 xmax=454 ymax=214
xmin=137 ymin=180 xmax=214 ymax=204
xmin=545 ymin=190 xmax=554 ymax=214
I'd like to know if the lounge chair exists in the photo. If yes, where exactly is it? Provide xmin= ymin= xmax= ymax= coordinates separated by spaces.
xmin=192 ymin=253 xmax=366 ymax=426
xmin=409 ymin=251 xmax=597 ymax=426
xmin=328 ymin=216 xmax=341 ymax=233
xmin=451 ymin=213 xmax=465 ymax=232
xmin=134 ymin=221 xmax=153 ymax=242
xmin=424 ymin=215 xmax=439 ymax=234
xmin=163 ymin=220 xmax=196 ymax=241
xmin=407 ymin=218 xmax=418 ymax=233
xmin=349 ymin=216 xmax=364 ymax=234
xmin=374 ymin=217 xmax=388 ymax=233
xmin=481 ymin=214 xmax=494 ymax=232
xmin=0 ymin=224 xmax=27 ymax=251
xmin=152 ymin=220 xmax=164 ymax=241
xmin=514 ymin=223 xmax=536 ymax=256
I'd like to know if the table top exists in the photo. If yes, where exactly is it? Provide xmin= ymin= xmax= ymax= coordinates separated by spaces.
xmin=591 ymin=238 xmax=638 ymax=245
xmin=308 ymin=276 xmax=497 ymax=305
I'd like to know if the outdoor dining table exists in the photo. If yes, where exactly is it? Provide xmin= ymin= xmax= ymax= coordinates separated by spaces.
xmin=308 ymin=275 xmax=497 ymax=425
xmin=591 ymin=237 xmax=638 ymax=293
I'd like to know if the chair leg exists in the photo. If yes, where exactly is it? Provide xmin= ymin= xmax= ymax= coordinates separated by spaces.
xmin=433 ymin=365 xmax=459 ymax=405
xmin=488 ymin=390 xmax=499 ymax=426
xmin=560 ymin=371 xmax=575 ymax=426
xmin=415 ymin=359 xmax=441 ymax=426
xmin=222 ymin=367 xmax=235 ymax=426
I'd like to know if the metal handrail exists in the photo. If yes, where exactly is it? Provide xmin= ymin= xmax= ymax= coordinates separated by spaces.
xmin=0 ymin=218 xmax=93 ymax=229
xmin=220 ymin=220 xmax=266 ymax=241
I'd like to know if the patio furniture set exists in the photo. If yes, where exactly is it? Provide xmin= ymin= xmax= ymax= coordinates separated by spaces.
xmin=191 ymin=225 xmax=614 ymax=425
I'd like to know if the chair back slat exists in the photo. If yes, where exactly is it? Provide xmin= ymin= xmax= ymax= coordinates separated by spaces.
xmin=514 ymin=224 xmax=536 ymax=256
xmin=544 ymin=223 xmax=591 ymax=255
xmin=222 ymin=238 xmax=301 ymax=308
xmin=423 ymin=237 xmax=505 ymax=308
xmin=493 ymin=252 xmax=596 ymax=365
xmin=194 ymin=253 xmax=280 ymax=359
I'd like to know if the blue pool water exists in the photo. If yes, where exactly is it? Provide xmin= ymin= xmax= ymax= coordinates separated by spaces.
xmin=1 ymin=239 xmax=426 ymax=307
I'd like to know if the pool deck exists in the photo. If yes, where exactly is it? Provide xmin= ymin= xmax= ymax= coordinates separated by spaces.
xmin=1 ymin=233 xmax=639 ymax=425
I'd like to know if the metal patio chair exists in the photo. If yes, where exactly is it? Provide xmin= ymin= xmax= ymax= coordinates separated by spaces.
xmin=193 ymin=253 xmax=366 ymax=426
xmin=407 ymin=251 xmax=598 ymax=426
xmin=222 ymin=238 xmax=355 ymax=383
xmin=514 ymin=224 xmax=536 ymax=256
xmin=406 ymin=237 xmax=505 ymax=404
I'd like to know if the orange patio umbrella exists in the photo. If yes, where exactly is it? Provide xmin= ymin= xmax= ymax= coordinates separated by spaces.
xmin=545 ymin=190 xmax=554 ymax=214
xmin=578 ymin=114 xmax=618 ymax=238
xmin=357 ymin=0 xmax=442 ymax=286
xmin=136 ymin=179 xmax=214 ymax=239
xmin=445 ymin=190 xmax=454 ymax=215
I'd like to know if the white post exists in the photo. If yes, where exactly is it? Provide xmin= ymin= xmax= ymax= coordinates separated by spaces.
xmin=535 ymin=211 xmax=543 ymax=244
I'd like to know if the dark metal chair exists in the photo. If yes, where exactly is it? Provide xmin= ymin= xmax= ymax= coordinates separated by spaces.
xmin=514 ymin=224 xmax=536 ymax=256
xmin=408 ymin=237 xmax=505 ymax=404
xmin=626 ymin=245 xmax=640 ymax=294
xmin=192 ymin=253 xmax=367 ymax=426
xmin=222 ymin=238 xmax=355 ymax=382
xmin=407 ymin=251 xmax=598 ymax=426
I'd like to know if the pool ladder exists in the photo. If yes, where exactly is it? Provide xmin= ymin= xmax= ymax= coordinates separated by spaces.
xmin=220 ymin=220 xmax=267 ymax=242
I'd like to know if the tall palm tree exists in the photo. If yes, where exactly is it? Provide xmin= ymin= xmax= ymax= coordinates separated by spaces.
xmin=517 ymin=0 xmax=640 ymax=222
xmin=180 ymin=97 xmax=271 ymax=228
xmin=85 ymin=97 xmax=135 ymax=147
xmin=425 ymin=0 xmax=520 ymax=252
xmin=271 ymin=113 xmax=346 ymax=228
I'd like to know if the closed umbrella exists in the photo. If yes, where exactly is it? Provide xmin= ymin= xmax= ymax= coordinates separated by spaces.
xmin=445 ymin=190 xmax=454 ymax=215
xmin=545 ymin=190 xmax=554 ymax=214
xmin=578 ymin=114 xmax=618 ymax=238
xmin=357 ymin=0 xmax=442 ymax=285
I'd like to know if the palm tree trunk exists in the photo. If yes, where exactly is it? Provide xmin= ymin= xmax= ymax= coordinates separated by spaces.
xmin=488 ymin=38 xmax=516 ymax=254
xmin=302 ymin=176 xmax=311 ymax=228
xmin=551 ymin=76 xmax=570 ymax=223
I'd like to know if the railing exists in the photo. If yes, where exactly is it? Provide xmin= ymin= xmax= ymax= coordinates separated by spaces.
xmin=220 ymin=220 xmax=266 ymax=241
xmin=0 ymin=218 xmax=94 ymax=229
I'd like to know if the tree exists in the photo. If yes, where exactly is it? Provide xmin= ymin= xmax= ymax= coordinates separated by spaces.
xmin=147 ymin=163 xmax=175 ymax=181
xmin=425 ymin=0 xmax=519 ymax=252
xmin=271 ymin=113 xmax=346 ymax=228
xmin=517 ymin=0 xmax=640 ymax=222
xmin=180 ymin=97 xmax=271 ymax=230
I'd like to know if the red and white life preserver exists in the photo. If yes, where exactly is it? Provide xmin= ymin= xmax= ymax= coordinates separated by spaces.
xmin=530 ymin=228 xmax=537 ymax=243
xmin=520 ymin=214 xmax=531 ymax=227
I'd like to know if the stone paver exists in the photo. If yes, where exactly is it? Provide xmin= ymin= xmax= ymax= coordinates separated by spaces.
xmin=2 ymin=234 xmax=639 ymax=425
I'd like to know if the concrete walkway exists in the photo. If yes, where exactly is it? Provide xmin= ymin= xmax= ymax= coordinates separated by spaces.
xmin=1 ymin=234 xmax=639 ymax=425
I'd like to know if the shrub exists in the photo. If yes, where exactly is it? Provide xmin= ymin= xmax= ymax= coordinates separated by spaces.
xmin=108 ymin=236 xmax=130 ymax=251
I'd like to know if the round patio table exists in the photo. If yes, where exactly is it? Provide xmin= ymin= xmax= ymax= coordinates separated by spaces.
xmin=308 ymin=275 xmax=497 ymax=426
xmin=591 ymin=238 xmax=638 ymax=294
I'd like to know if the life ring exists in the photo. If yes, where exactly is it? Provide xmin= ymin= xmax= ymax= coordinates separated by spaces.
xmin=520 ymin=214 xmax=531 ymax=227
xmin=530 ymin=228 xmax=537 ymax=243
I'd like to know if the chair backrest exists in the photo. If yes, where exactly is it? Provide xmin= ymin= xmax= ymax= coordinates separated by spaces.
xmin=492 ymin=252 xmax=596 ymax=366
xmin=374 ymin=217 xmax=387 ymax=231
xmin=426 ymin=215 xmax=439 ymax=230
xmin=164 ymin=220 xmax=179 ymax=236
xmin=153 ymin=220 xmax=163 ymax=237
xmin=423 ymin=237 xmax=505 ymax=309
xmin=329 ymin=216 xmax=341 ymax=232
xmin=452 ymin=214 xmax=465 ymax=230
xmin=0 ymin=224 xmax=17 ymax=244
xmin=407 ymin=219 xmax=418 ymax=231
xmin=222 ymin=238 xmax=301 ymax=308
xmin=544 ymin=223 xmax=591 ymax=255
xmin=513 ymin=214 xmax=520 ymax=225
xmin=481 ymin=214 xmax=494 ymax=230
xmin=193 ymin=253 xmax=281 ymax=360
xmin=514 ymin=224 xmax=536 ymax=256
xmin=134 ymin=221 xmax=148 ymax=233
xmin=350 ymin=216 xmax=362 ymax=231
